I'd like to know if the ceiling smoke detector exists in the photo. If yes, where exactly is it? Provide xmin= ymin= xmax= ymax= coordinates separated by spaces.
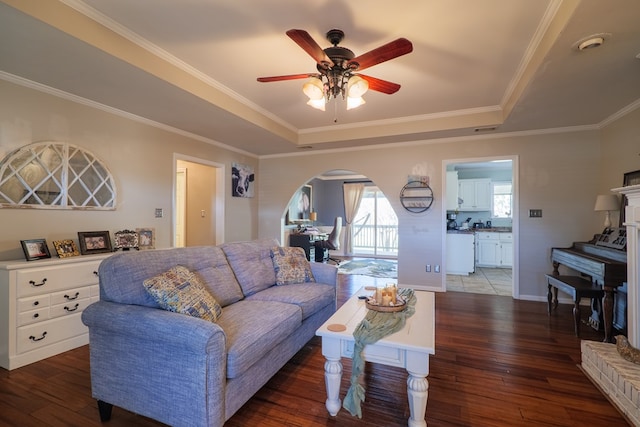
xmin=574 ymin=33 xmax=609 ymax=51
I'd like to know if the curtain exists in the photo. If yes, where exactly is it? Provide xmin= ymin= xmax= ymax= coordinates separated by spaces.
xmin=343 ymin=183 xmax=365 ymax=255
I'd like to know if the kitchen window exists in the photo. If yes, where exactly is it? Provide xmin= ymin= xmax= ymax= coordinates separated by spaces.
xmin=492 ymin=181 xmax=512 ymax=218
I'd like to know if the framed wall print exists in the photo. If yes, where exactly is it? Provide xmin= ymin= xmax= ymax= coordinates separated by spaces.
xmin=20 ymin=238 xmax=51 ymax=261
xmin=136 ymin=227 xmax=155 ymax=250
xmin=77 ymin=231 xmax=112 ymax=255
xmin=288 ymin=184 xmax=312 ymax=224
xmin=53 ymin=239 xmax=80 ymax=258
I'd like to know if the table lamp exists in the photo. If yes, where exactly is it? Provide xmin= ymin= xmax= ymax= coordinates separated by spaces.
xmin=309 ymin=211 xmax=317 ymax=226
xmin=594 ymin=194 xmax=619 ymax=228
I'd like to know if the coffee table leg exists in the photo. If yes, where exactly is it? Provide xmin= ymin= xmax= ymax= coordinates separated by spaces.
xmin=324 ymin=357 xmax=343 ymax=416
xmin=407 ymin=371 xmax=428 ymax=427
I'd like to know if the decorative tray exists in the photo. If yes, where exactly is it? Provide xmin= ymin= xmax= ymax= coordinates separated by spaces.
xmin=365 ymin=296 xmax=406 ymax=313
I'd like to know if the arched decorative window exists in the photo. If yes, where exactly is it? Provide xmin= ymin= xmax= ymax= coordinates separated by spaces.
xmin=0 ymin=142 xmax=116 ymax=210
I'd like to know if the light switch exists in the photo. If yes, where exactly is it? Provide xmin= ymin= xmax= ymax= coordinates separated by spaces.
xmin=155 ymin=208 xmax=163 ymax=218
xmin=529 ymin=209 xmax=542 ymax=218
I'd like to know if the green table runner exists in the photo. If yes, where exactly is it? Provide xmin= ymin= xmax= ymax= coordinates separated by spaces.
xmin=343 ymin=288 xmax=416 ymax=418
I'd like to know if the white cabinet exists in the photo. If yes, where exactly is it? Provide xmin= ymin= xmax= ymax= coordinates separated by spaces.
xmin=0 ymin=254 xmax=110 ymax=370
xmin=446 ymin=233 xmax=475 ymax=275
xmin=446 ymin=171 xmax=459 ymax=210
xmin=475 ymin=232 xmax=512 ymax=268
xmin=458 ymin=179 xmax=491 ymax=211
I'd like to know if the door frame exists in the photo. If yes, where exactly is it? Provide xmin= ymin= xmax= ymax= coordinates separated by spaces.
xmin=173 ymin=153 xmax=226 ymax=246
xmin=442 ymin=155 xmax=519 ymax=298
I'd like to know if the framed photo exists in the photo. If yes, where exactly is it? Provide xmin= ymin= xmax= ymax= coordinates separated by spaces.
xmin=77 ymin=231 xmax=112 ymax=255
xmin=136 ymin=228 xmax=155 ymax=250
xmin=52 ymin=239 xmax=80 ymax=258
xmin=620 ymin=169 xmax=640 ymax=226
xmin=114 ymin=229 xmax=139 ymax=251
xmin=288 ymin=184 xmax=312 ymax=224
xmin=20 ymin=238 xmax=51 ymax=261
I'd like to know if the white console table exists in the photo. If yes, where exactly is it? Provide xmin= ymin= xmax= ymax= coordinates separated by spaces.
xmin=0 ymin=253 xmax=111 ymax=370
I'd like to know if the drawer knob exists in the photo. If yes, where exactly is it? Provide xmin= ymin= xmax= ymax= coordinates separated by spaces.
xmin=33 ymin=313 xmax=39 ymax=319
xmin=93 ymin=271 xmax=99 ymax=276
xmin=29 ymin=332 xmax=47 ymax=342
xmin=33 ymin=301 xmax=39 ymax=306
xmin=64 ymin=292 xmax=80 ymax=301
xmin=29 ymin=278 xmax=47 ymax=287
xmin=64 ymin=303 xmax=80 ymax=312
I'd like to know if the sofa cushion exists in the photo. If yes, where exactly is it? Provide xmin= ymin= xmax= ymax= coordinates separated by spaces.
xmin=143 ymin=266 xmax=222 ymax=323
xmin=221 ymin=239 xmax=278 ymax=296
xmin=245 ymin=283 xmax=335 ymax=320
xmin=217 ymin=300 xmax=301 ymax=378
xmin=270 ymin=246 xmax=315 ymax=286
xmin=190 ymin=250 xmax=245 ymax=307
xmin=98 ymin=246 xmax=242 ymax=308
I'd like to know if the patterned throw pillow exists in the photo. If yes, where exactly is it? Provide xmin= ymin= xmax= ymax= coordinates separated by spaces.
xmin=143 ymin=265 xmax=222 ymax=322
xmin=270 ymin=246 xmax=316 ymax=286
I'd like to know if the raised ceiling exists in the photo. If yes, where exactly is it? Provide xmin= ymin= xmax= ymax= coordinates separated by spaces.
xmin=1 ymin=0 xmax=639 ymax=156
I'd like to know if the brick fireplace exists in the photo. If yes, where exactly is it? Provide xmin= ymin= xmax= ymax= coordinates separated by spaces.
xmin=581 ymin=184 xmax=640 ymax=426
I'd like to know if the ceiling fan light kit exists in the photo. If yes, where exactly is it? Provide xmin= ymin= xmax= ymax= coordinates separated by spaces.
xmin=258 ymin=29 xmax=412 ymax=111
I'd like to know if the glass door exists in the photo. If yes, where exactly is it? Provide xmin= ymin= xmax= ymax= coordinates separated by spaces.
xmin=352 ymin=186 xmax=398 ymax=257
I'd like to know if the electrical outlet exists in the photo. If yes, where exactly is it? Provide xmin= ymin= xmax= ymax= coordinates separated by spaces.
xmin=529 ymin=209 xmax=542 ymax=218
xmin=435 ymin=265 xmax=440 ymax=273
xmin=426 ymin=264 xmax=431 ymax=272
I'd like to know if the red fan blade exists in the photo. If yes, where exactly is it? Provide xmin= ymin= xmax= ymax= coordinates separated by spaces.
xmin=348 ymin=38 xmax=413 ymax=71
xmin=257 ymin=73 xmax=317 ymax=82
xmin=286 ymin=29 xmax=334 ymax=68
xmin=358 ymin=74 xmax=401 ymax=94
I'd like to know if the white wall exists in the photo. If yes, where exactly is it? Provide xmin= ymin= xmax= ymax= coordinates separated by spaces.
xmin=259 ymin=130 xmax=604 ymax=299
xmin=0 ymin=79 xmax=258 ymax=260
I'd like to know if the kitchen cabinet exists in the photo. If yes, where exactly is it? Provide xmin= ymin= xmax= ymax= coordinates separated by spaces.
xmin=458 ymin=179 xmax=491 ymax=211
xmin=446 ymin=232 xmax=475 ymax=275
xmin=446 ymin=171 xmax=459 ymax=210
xmin=476 ymin=232 xmax=512 ymax=268
xmin=0 ymin=254 xmax=110 ymax=370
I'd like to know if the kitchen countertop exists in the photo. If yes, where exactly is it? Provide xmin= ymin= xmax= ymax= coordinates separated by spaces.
xmin=447 ymin=227 xmax=512 ymax=234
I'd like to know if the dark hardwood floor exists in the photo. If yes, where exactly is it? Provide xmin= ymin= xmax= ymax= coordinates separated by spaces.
xmin=0 ymin=273 xmax=629 ymax=427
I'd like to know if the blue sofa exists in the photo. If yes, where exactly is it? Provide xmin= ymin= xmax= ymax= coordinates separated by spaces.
xmin=81 ymin=239 xmax=337 ymax=427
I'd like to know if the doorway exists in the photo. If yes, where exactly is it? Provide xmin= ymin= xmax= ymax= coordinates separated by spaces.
xmin=443 ymin=156 xmax=519 ymax=297
xmin=352 ymin=186 xmax=398 ymax=257
xmin=173 ymin=155 xmax=225 ymax=247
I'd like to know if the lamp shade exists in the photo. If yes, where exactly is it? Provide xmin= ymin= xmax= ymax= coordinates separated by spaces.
xmin=309 ymin=211 xmax=317 ymax=221
xmin=594 ymin=194 xmax=619 ymax=211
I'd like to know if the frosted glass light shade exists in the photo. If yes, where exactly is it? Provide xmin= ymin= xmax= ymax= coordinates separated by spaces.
xmin=594 ymin=194 xmax=619 ymax=211
xmin=303 ymin=78 xmax=324 ymax=100
xmin=346 ymin=96 xmax=365 ymax=110
xmin=347 ymin=75 xmax=369 ymax=98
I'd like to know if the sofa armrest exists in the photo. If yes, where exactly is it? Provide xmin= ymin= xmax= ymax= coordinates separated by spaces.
xmin=82 ymin=301 xmax=227 ymax=427
xmin=310 ymin=262 xmax=338 ymax=286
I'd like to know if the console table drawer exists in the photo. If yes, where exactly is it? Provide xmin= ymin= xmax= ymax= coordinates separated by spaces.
xmin=16 ymin=261 xmax=102 ymax=297
xmin=18 ymin=308 xmax=50 ymax=327
xmin=50 ymin=298 xmax=91 ymax=318
xmin=17 ymin=313 xmax=87 ymax=354
xmin=18 ymin=294 xmax=51 ymax=313
xmin=50 ymin=286 xmax=91 ymax=305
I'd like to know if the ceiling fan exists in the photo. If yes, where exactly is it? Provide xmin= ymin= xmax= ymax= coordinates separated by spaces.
xmin=257 ymin=29 xmax=413 ymax=110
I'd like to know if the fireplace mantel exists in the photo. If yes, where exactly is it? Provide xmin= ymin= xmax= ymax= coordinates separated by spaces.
xmin=614 ymin=184 xmax=640 ymax=347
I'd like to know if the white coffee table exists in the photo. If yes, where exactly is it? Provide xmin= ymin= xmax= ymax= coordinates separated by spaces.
xmin=316 ymin=287 xmax=435 ymax=427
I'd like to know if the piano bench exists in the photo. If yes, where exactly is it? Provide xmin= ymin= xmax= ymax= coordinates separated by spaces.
xmin=546 ymin=274 xmax=604 ymax=337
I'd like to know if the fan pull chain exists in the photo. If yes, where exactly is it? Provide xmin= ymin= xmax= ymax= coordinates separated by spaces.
xmin=333 ymin=99 xmax=339 ymax=123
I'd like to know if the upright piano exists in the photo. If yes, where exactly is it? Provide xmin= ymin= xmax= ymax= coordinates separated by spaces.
xmin=551 ymin=240 xmax=627 ymax=342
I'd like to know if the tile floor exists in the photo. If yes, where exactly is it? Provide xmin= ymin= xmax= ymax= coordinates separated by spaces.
xmin=446 ymin=267 xmax=513 ymax=296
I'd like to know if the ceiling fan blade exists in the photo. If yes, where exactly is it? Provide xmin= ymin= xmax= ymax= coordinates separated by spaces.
xmin=257 ymin=73 xmax=317 ymax=82
xmin=286 ymin=29 xmax=334 ymax=68
xmin=348 ymin=38 xmax=413 ymax=71
xmin=358 ymin=75 xmax=401 ymax=94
